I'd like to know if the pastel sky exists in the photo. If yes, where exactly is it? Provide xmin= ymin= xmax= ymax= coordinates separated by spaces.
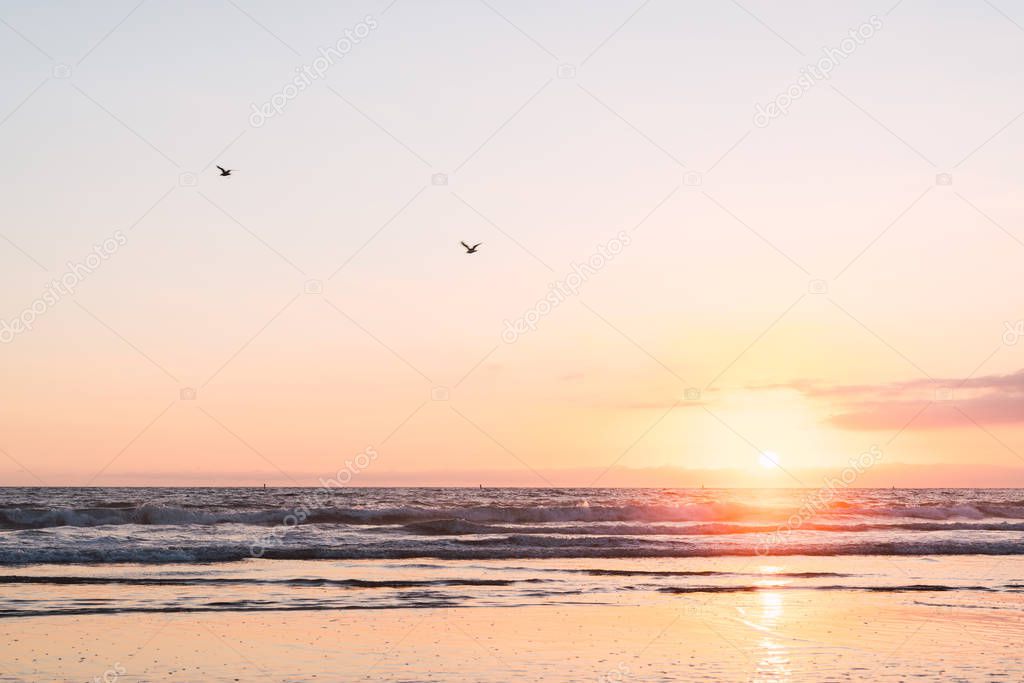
xmin=2 ymin=0 xmax=1024 ymax=486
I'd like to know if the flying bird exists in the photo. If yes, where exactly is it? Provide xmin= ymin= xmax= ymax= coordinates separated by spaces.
xmin=461 ymin=241 xmax=482 ymax=254
xmin=216 ymin=165 xmax=234 ymax=177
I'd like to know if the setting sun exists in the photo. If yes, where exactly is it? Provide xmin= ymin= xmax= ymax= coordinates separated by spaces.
xmin=759 ymin=451 xmax=781 ymax=469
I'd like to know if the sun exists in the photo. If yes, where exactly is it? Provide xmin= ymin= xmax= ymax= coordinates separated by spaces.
xmin=758 ymin=451 xmax=780 ymax=469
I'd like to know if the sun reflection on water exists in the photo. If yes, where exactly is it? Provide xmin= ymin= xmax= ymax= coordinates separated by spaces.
xmin=752 ymin=591 xmax=792 ymax=682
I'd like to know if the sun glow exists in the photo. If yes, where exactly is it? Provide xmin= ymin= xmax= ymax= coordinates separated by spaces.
xmin=759 ymin=451 xmax=780 ymax=469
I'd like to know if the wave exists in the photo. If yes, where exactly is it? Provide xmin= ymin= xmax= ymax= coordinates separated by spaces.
xmin=394 ymin=518 xmax=1024 ymax=536
xmin=0 ymin=602 xmax=461 ymax=619
xmin=6 ymin=500 xmax=1024 ymax=530
xmin=659 ymin=584 xmax=997 ymax=594
xmin=0 ymin=502 xmax=770 ymax=529
xmin=1 ymin=581 xmax=1012 ymax=619
xmin=885 ymin=504 xmax=1022 ymax=520
xmin=0 ymin=505 xmax=291 ymax=529
xmin=5 ymin=537 xmax=1024 ymax=564
xmin=0 ymin=575 xmax=532 ymax=588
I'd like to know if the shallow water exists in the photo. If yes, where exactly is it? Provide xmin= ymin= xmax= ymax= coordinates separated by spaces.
xmin=4 ymin=580 xmax=1024 ymax=682
xmin=4 ymin=555 xmax=1024 ymax=618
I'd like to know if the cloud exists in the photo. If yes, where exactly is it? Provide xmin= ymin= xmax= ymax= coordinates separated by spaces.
xmin=749 ymin=370 xmax=1024 ymax=431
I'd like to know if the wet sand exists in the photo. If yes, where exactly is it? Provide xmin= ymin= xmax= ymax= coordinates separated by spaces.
xmin=4 ymin=588 xmax=1024 ymax=681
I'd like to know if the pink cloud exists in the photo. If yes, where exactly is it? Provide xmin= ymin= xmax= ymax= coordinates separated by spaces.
xmin=749 ymin=370 xmax=1024 ymax=431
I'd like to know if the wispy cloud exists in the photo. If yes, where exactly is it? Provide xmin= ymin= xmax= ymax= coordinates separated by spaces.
xmin=747 ymin=370 xmax=1024 ymax=431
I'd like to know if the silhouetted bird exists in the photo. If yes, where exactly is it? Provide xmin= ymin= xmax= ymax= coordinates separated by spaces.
xmin=217 ymin=165 xmax=234 ymax=177
xmin=461 ymin=241 xmax=482 ymax=254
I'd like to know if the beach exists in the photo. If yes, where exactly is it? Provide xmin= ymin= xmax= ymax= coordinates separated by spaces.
xmin=4 ymin=569 xmax=1024 ymax=681
xmin=4 ymin=487 xmax=1024 ymax=680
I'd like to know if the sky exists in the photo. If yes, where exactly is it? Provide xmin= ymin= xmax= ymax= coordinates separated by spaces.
xmin=1 ymin=0 xmax=1024 ymax=486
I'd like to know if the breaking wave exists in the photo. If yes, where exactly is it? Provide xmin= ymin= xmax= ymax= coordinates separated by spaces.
xmin=6 ymin=500 xmax=1024 ymax=530
xmin=3 ymin=488 xmax=1024 ymax=565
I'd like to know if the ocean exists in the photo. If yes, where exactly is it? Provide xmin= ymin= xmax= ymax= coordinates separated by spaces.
xmin=2 ymin=487 xmax=1024 ymax=619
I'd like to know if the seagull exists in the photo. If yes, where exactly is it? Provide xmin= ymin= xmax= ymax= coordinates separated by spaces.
xmin=216 ymin=165 xmax=234 ymax=177
xmin=461 ymin=241 xmax=482 ymax=254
